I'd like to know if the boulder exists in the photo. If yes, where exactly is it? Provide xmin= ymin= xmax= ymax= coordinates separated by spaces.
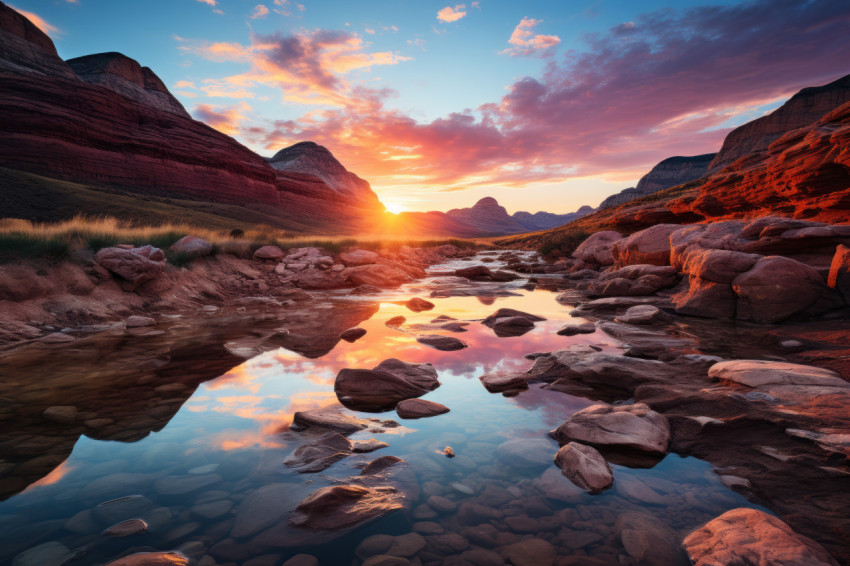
xmin=491 ymin=316 xmax=536 ymax=337
xmin=395 ymin=399 xmax=450 ymax=419
xmin=549 ymin=403 xmax=670 ymax=455
xmin=455 ymin=265 xmax=493 ymax=280
xmin=683 ymin=508 xmax=839 ymax=566
xmin=732 ymin=256 xmax=829 ymax=323
xmin=682 ymin=248 xmax=762 ymax=283
xmin=612 ymin=224 xmax=681 ymax=268
xmin=335 ymin=359 xmax=440 ymax=411
xmin=416 ymin=334 xmax=468 ymax=351
xmin=283 ymin=432 xmax=353 ymax=473
xmin=573 ymin=231 xmax=623 ymax=266
xmin=556 ymin=322 xmax=596 ymax=336
xmin=340 ymin=249 xmax=380 ymax=266
xmin=253 ymin=245 xmax=286 ymax=260
xmin=290 ymin=409 xmax=395 ymax=434
xmin=95 ymin=245 xmax=166 ymax=290
xmin=500 ymin=539 xmax=555 ymax=566
xmin=669 ymin=220 xmax=748 ymax=270
xmin=827 ymin=244 xmax=850 ymax=301
xmin=672 ymin=276 xmax=737 ymax=319
xmin=482 ymin=308 xmax=546 ymax=328
xmin=616 ymin=305 xmax=666 ymax=325
xmin=554 ymin=442 xmax=613 ymax=493
xmin=340 ymin=327 xmax=367 ymax=342
xmin=478 ymin=371 xmax=530 ymax=393
xmin=126 ymin=315 xmax=155 ymax=328
xmin=169 ymin=235 xmax=213 ymax=257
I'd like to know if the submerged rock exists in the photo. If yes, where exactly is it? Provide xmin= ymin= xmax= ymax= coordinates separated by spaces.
xmin=415 ymin=334 xmax=468 ymax=351
xmin=284 ymin=432 xmax=353 ymax=473
xmin=683 ymin=508 xmax=839 ymax=566
xmin=104 ymin=552 xmax=189 ymax=566
xmin=554 ymin=442 xmax=613 ymax=493
xmin=395 ymin=399 xmax=450 ymax=419
xmin=335 ymin=359 xmax=440 ymax=411
xmin=405 ymin=297 xmax=435 ymax=312
xmin=103 ymin=518 xmax=149 ymax=537
xmin=291 ymin=409 xmax=395 ymax=434
xmin=550 ymin=403 xmax=670 ymax=455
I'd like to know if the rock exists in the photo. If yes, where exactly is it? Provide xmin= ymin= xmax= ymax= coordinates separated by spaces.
xmin=416 ymin=334 xmax=468 ymax=351
xmin=352 ymin=439 xmax=389 ymax=453
xmin=533 ymin=468 xmax=585 ymax=503
xmin=253 ymin=245 xmax=285 ymax=260
xmin=154 ymin=474 xmax=220 ymax=495
xmin=386 ymin=532 xmax=426 ymax=557
xmin=231 ymin=483 xmax=292 ymax=538
xmin=39 ymin=332 xmax=75 ymax=343
xmin=672 ymin=276 xmax=737 ymax=318
xmin=282 ymin=555 xmax=319 ymax=566
xmin=616 ymin=305 xmax=666 ymax=325
xmin=482 ymin=308 xmax=546 ymax=328
xmin=386 ymin=316 xmax=406 ymax=327
xmin=573 ymin=231 xmax=623 ymax=266
xmin=550 ymin=403 xmax=670 ymax=455
xmin=479 ymin=371 xmax=530 ymax=393
xmin=340 ymin=327 xmax=367 ymax=342
xmin=362 ymin=557 xmax=410 ymax=566
xmin=42 ymin=405 xmax=77 ymax=424
xmin=426 ymin=495 xmax=457 ymax=514
xmin=350 ymin=284 xmax=384 ymax=295
xmin=103 ymin=518 xmax=149 ymax=537
xmin=396 ymin=399 xmax=450 ymax=419
xmin=95 ymin=245 xmax=166 ymax=289
xmin=612 ymin=224 xmax=681 ymax=268
xmin=11 ymin=542 xmax=70 ymax=566
xmin=126 ymin=315 xmax=155 ymax=328
xmin=455 ymin=265 xmax=494 ymax=280
xmin=491 ymin=316 xmax=535 ymax=337
xmin=340 ymin=249 xmax=379 ymax=266
xmin=556 ymin=322 xmax=596 ymax=336
xmin=500 ymin=539 xmax=555 ymax=566
xmin=683 ymin=508 xmax=839 ymax=566
xmin=289 ymin=484 xmax=406 ymax=530
xmin=617 ymin=510 xmax=685 ymax=565
xmin=347 ymin=264 xmax=411 ymax=287
xmin=190 ymin=499 xmax=233 ymax=519
xmin=406 ymin=297 xmax=435 ymax=312
xmin=356 ymin=534 xmax=394 ymax=559
xmin=170 ymin=235 xmax=213 ymax=257
xmin=682 ymin=248 xmax=762 ymax=283
xmin=827 ymin=244 xmax=850 ymax=301
xmin=336 ymin=359 xmax=440 ymax=411
xmin=554 ymin=442 xmax=613 ymax=493
xmin=732 ymin=256 xmax=830 ymax=323
xmin=104 ymin=552 xmax=189 ymax=566
xmin=291 ymin=409 xmax=395 ymax=434
xmin=284 ymin=432 xmax=352 ymax=473
xmin=497 ymin=438 xmax=555 ymax=469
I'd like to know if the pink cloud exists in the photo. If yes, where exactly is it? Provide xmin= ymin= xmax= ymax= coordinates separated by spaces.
xmin=9 ymin=5 xmax=59 ymax=37
xmin=193 ymin=102 xmax=251 ymax=136
xmin=501 ymin=17 xmax=561 ymax=57
xmin=250 ymin=4 xmax=269 ymax=19
xmin=437 ymin=4 xmax=466 ymax=23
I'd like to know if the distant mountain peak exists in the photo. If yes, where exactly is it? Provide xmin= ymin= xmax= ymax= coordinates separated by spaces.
xmin=268 ymin=141 xmax=375 ymax=202
xmin=473 ymin=196 xmax=500 ymax=208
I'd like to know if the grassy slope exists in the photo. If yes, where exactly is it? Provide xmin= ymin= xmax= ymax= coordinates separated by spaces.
xmin=0 ymin=167 xmax=324 ymax=233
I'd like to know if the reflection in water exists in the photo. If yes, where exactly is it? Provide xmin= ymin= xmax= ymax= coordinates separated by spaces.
xmin=0 ymin=256 xmax=776 ymax=565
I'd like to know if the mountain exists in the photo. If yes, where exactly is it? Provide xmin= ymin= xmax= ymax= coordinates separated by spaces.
xmin=599 ymin=154 xmax=716 ymax=210
xmin=709 ymin=74 xmax=850 ymax=172
xmin=500 ymin=72 xmax=850 ymax=247
xmin=445 ymin=197 xmax=528 ymax=234
xmin=0 ymin=2 xmax=383 ymax=233
xmin=512 ymin=205 xmax=596 ymax=231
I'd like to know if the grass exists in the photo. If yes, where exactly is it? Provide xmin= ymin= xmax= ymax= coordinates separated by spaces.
xmin=0 ymin=216 xmax=480 ymax=264
xmin=538 ymin=229 xmax=591 ymax=258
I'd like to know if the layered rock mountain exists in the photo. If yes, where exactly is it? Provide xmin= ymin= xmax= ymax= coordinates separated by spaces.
xmin=445 ymin=197 xmax=528 ymax=234
xmin=512 ymin=205 xmax=596 ymax=231
xmin=709 ymin=74 xmax=850 ymax=172
xmin=0 ymin=2 xmax=384 ymax=232
xmin=599 ymin=154 xmax=716 ymax=210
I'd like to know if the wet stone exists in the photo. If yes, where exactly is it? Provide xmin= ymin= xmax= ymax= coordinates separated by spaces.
xmin=103 ymin=518 xmax=149 ymax=537
xmin=104 ymin=552 xmax=190 ymax=566
xmin=154 ymin=473 xmax=221 ymax=495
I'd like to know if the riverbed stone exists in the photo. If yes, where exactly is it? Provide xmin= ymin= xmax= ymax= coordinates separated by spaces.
xmin=11 ymin=541 xmax=70 ymax=566
xmin=231 ymin=483 xmax=292 ymax=538
xmin=550 ymin=403 xmax=670 ymax=455
xmin=554 ymin=442 xmax=613 ymax=493
xmin=104 ymin=552 xmax=189 ymax=566
xmin=406 ymin=297 xmax=435 ymax=312
xmin=497 ymin=438 xmax=555 ymax=469
xmin=416 ymin=334 xmax=468 ymax=351
xmin=396 ymin=399 xmax=450 ymax=419
xmin=283 ymin=432 xmax=352 ymax=473
xmin=556 ymin=322 xmax=596 ymax=336
xmin=500 ymin=538 xmax=555 ymax=566
xmin=103 ymin=518 xmax=149 ymax=537
xmin=291 ymin=408 xmax=396 ymax=434
xmin=289 ymin=484 xmax=407 ymax=530
xmin=340 ymin=327 xmax=367 ymax=342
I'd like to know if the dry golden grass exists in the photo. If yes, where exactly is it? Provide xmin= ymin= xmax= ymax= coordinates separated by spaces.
xmin=0 ymin=215 xmax=478 ymax=263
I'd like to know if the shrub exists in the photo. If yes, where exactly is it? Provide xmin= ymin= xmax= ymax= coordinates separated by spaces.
xmin=538 ymin=229 xmax=591 ymax=258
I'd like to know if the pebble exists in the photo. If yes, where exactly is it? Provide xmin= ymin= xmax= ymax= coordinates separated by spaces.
xmin=451 ymin=482 xmax=475 ymax=495
xmin=103 ymin=518 xmax=149 ymax=537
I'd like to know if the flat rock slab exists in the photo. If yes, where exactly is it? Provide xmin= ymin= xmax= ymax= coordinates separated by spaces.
xmin=479 ymin=371 xmax=530 ymax=393
xmin=104 ymin=552 xmax=189 ymax=566
xmin=683 ymin=508 xmax=839 ymax=566
xmin=556 ymin=322 xmax=596 ymax=336
xmin=415 ymin=334 xmax=468 ymax=351
xmin=550 ymin=403 xmax=670 ymax=455
xmin=395 ymin=399 xmax=450 ymax=419
xmin=289 ymin=484 xmax=406 ymax=531
xmin=284 ymin=432 xmax=353 ymax=473
xmin=291 ymin=409 xmax=397 ymax=434
xmin=103 ymin=518 xmax=149 ymax=537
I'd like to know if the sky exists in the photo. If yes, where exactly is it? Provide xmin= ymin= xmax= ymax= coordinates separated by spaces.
xmin=9 ymin=0 xmax=850 ymax=214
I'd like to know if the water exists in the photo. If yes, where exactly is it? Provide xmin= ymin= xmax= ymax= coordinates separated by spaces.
xmin=0 ymin=253 xmax=763 ymax=565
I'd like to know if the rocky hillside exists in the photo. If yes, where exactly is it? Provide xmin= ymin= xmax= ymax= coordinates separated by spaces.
xmin=0 ymin=2 xmax=384 ymax=233
xmin=500 ymin=72 xmax=850 ymax=248
xmin=513 ymin=205 xmax=596 ymax=231
xmin=599 ymin=154 xmax=716 ymax=209
xmin=709 ymin=73 xmax=850 ymax=172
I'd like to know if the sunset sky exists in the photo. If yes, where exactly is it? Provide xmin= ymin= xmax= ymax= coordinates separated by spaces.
xmin=11 ymin=0 xmax=850 ymax=214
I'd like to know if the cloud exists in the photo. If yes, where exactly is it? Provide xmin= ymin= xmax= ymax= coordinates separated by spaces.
xmin=273 ymin=0 xmax=305 ymax=16
xmin=192 ymin=102 xmax=251 ymax=136
xmin=9 ymin=5 xmax=60 ymax=37
xmin=195 ymin=0 xmax=850 ymax=196
xmin=174 ymin=80 xmax=196 ymax=89
xmin=196 ymin=0 xmax=216 ymax=5
xmin=250 ymin=4 xmax=269 ymax=19
xmin=501 ymin=17 xmax=561 ymax=57
xmin=185 ymin=28 xmax=411 ymax=107
xmin=437 ymin=4 xmax=466 ymax=23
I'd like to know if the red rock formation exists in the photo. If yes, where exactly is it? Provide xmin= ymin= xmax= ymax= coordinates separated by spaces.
xmin=0 ymin=2 xmax=384 ymax=232
xmin=599 ymin=154 xmax=716 ymax=210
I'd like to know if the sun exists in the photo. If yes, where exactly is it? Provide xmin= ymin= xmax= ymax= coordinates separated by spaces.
xmin=385 ymin=203 xmax=406 ymax=214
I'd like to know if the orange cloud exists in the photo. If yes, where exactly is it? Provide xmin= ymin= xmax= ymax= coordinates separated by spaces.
xmin=9 ymin=5 xmax=60 ymax=37
xmin=197 ymin=0 xmax=217 ymax=5
xmin=193 ymin=102 xmax=250 ymax=135
xmin=501 ymin=17 xmax=560 ymax=57
xmin=437 ymin=4 xmax=467 ymax=23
